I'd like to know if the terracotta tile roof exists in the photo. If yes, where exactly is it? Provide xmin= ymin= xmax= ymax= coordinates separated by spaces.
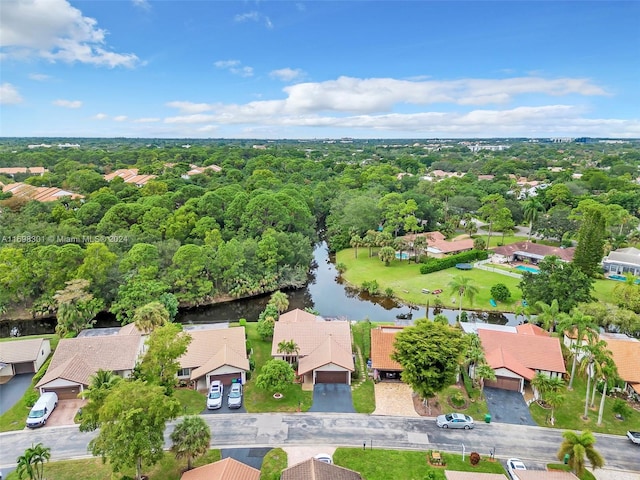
xmin=516 ymin=471 xmax=579 ymax=480
xmin=104 ymin=168 xmax=157 ymax=185
xmin=485 ymin=346 xmax=536 ymax=380
xmin=445 ymin=471 xmax=511 ymax=480
xmin=492 ymin=241 xmax=575 ymax=262
xmin=36 ymin=335 xmax=143 ymax=388
xmin=279 ymin=308 xmax=319 ymax=324
xmin=603 ymin=337 xmax=640 ymax=384
xmin=2 ymin=182 xmax=83 ymax=202
xmin=180 ymin=457 xmax=260 ymax=480
xmin=371 ymin=326 xmax=404 ymax=370
xmin=0 ymin=167 xmax=47 ymax=175
xmin=298 ymin=335 xmax=354 ymax=374
xmin=118 ymin=323 xmax=143 ymax=336
xmin=515 ymin=324 xmax=550 ymax=336
xmin=179 ymin=327 xmax=249 ymax=376
xmin=478 ymin=329 xmax=565 ymax=376
xmin=281 ymin=458 xmax=363 ymax=480
xmin=272 ymin=317 xmax=352 ymax=359
xmin=400 ymin=231 xmax=474 ymax=254
xmin=0 ymin=338 xmax=49 ymax=364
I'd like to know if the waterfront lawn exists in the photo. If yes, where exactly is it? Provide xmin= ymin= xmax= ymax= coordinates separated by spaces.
xmin=529 ymin=376 xmax=640 ymax=435
xmin=337 ymin=248 xmax=523 ymax=313
xmin=333 ymin=448 xmax=506 ymax=479
xmin=3 ymin=450 xmax=222 ymax=480
xmin=240 ymin=322 xmax=313 ymax=413
xmin=260 ymin=448 xmax=287 ymax=480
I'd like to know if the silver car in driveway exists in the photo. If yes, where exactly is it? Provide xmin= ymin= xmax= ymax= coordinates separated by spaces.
xmin=227 ymin=383 xmax=243 ymax=409
xmin=436 ymin=412 xmax=475 ymax=429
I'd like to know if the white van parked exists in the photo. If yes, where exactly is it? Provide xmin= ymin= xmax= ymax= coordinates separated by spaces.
xmin=26 ymin=392 xmax=58 ymax=428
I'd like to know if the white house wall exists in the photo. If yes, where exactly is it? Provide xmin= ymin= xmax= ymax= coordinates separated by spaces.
xmin=34 ymin=340 xmax=51 ymax=371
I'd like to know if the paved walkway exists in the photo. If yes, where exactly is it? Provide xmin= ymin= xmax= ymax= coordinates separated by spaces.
xmin=590 ymin=468 xmax=640 ymax=480
xmin=283 ymin=446 xmax=336 ymax=467
xmin=372 ymin=383 xmax=420 ymax=417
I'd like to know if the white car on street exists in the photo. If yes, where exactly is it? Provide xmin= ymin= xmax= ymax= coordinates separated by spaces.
xmin=507 ymin=458 xmax=527 ymax=480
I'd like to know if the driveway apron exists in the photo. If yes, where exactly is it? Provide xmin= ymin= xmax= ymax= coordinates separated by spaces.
xmin=0 ymin=374 xmax=34 ymax=415
xmin=483 ymin=387 xmax=536 ymax=426
xmin=308 ymin=384 xmax=355 ymax=413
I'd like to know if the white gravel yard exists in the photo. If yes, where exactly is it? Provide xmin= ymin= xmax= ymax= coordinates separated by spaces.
xmin=372 ymin=382 xmax=420 ymax=417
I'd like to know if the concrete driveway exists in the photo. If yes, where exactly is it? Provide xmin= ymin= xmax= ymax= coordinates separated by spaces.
xmin=0 ymin=374 xmax=34 ymax=415
xmin=372 ymin=382 xmax=420 ymax=417
xmin=484 ymin=387 xmax=536 ymax=425
xmin=308 ymin=384 xmax=355 ymax=413
xmin=283 ymin=446 xmax=337 ymax=467
xmin=45 ymin=399 xmax=85 ymax=427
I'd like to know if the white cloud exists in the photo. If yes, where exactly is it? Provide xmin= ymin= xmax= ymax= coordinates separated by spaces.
xmin=28 ymin=73 xmax=51 ymax=81
xmin=165 ymin=101 xmax=212 ymax=114
xmin=53 ymin=99 xmax=82 ymax=108
xmin=113 ymin=115 xmax=128 ymax=122
xmin=1 ymin=0 xmax=139 ymax=68
xmin=234 ymin=11 xmax=273 ymax=29
xmin=133 ymin=117 xmax=160 ymax=123
xmin=270 ymin=68 xmax=305 ymax=82
xmin=0 ymin=83 xmax=23 ymax=104
xmin=93 ymin=113 xmax=108 ymax=120
xmin=164 ymin=114 xmax=217 ymax=124
xmin=214 ymin=59 xmax=253 ymax=77
xmin=132 ymin=0 xmax=150 ymax=11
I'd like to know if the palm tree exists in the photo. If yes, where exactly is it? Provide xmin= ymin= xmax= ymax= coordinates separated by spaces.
xmin=534 ymin=299 xmax=560 ymax=332
xmin=558 ymin=309 xmax=599 ymax=389
xmin=16 ymin=443 xmax=51 ymax=480
xmin=448 ymin=276 xmax=479 ymax=321
xmin=522 ymin=197 xmax=545 ymax=242
xmin=378 ymin=246 xmax=396 ymax=266
xmin=557 ymin=430 xmax=605 ymax=478
xmin=350 ymin=234 xmax=363 ymax=259
xmin=532 ymin=373 xmax=564 ymax=403
xmin=546 ymin=389 xmax=565 ymax=426
xmin=475 ymin=363 xmax=496 ymax=395
xmin=170 ymin=416 xmax=211 ymax=471
xmin=579 ymin=338 xmax=612 ymax=419
xmin=79 ymin=369 xmax=121 ymax=432
xmin=133 ymin=301 xmax=170 ymax=333
xmin=413 ymin=235 xmax=427 ymax=263
xmin=277 ymin=339 xmax=299 ymax=364
xmin=268 ymin=291 xmax=289 ymax=314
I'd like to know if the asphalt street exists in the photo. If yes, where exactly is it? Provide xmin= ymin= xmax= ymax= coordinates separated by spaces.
xmin=1 ymin=413 xmax=639 ymax=473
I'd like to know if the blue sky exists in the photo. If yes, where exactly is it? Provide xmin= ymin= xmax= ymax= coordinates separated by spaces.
xmin=1 ymin=0 xmax=639 ymax=138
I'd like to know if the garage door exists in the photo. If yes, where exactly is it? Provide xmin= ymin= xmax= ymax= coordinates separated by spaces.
xmin=44 ymin=386 xmax=81 ymax=400
xmin=14 ymin=362 xmax=35 ymax=374
xmin=315 ymin=371 xmax=348 ymax=384
xmin=209 ymin=373 xmax=241 ymax=386
xmin=485 ymin=376 xmax=521 ymax=391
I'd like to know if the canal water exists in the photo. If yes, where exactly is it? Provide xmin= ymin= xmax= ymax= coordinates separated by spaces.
xmin=0 ymin=242 xmax=517 ymax=337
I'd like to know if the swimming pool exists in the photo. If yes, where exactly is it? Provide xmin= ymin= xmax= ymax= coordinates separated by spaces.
xmin=395 ymin=252 xmax=410 ymax=260
xmin=516 ymin=265 xmax=539 ymax=274
xmin=609 ymin=274 xmax=640 ymax=284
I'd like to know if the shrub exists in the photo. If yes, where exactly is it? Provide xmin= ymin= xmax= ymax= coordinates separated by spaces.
xmin=461 ymin=369 xmax=475 ymax=397
xmin=239 ymin=318 xmax=247 ymax=326
xmin=361 ymin=280 xmax=379 ymax=295
xmin=419 ymin=249 xmax=488 ymax=274
xmin=23 ymin=389 xmax=39 ymax=407
xmin=469 ymin=452 xmax=481 ymax=466
xmin=490 ymin=283 xmax=511 ymax=302
xmin=450 ymin=390 xmax=466 ymax=408
xmin=245 ymin=339 xmax=252 ymax=355
xmin=384 ymin=287 xmax=394 ymax=298
xmin=612 ymin=398 xmax=632 ymax=418
xmin=336 ymin=262 xmax=347 ymax=274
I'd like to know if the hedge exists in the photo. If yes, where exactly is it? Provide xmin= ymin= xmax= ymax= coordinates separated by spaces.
xmin=419 ymin=250 xmax=489 ymax=274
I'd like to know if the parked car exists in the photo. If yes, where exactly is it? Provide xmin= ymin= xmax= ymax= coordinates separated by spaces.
xmin=314 ymin=453 xmax=333 ymax=464
xmin=436 ymin=412 xmax=474 ymax=429
xmin=228 ymin=383 xmax=243 ymax=409
xmin=206 ymin=381 xmax=223 ymax=410
xmin=627 ymin=431 xmax=640 ymax=445
xmin=507 ymin=458 xmax=527 ymax=480
xmin=26 ymin=392 xmax=58 ymax=428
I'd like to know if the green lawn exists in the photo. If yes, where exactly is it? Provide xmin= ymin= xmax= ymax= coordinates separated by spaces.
xmin=260 ymin=448 xmax=287 ymax=480
xmin=241 ymin=322 xmax=313 ymax=413
xmin=174 ymin=388 xmax=206 ymax=415
xmin=529 ymin=376 xmax=640 ymax=435
xmin=4 ymin=450 xmax=222 ymax=480
xmin=435 ymin=385 xmax=489 ymax=422
xmin=352 ymin=379 xmax=376 ymax=413
xmin=337 ymin=248 xmax=523 ymax=313
xmin=333 ymin=448 xmax=507 ymax=480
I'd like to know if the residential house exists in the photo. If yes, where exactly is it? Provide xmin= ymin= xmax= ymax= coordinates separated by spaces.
xmin=179 ymin=327 xmax=250 ymax=390
xmin=181 ymin=164 xmax=222 ymax=179
xmin=602 ymin=247 xmax=640 ymax=276
xmin=444 ymin=472 xmax=511 ymax=480
xmin=602 ymin=336 xmax=640 ymax=398
xmin=180 ymin=458 xmax=259 ymax=480
xmin=491 ymin=241 xmax=575 ymax=265
xmin=280 ymin=458 xmax=363 ymax=480
xmin=370 ymin=326 xmax=404 ymax=381
xmin=104 ymin=168 xmax=157 ymax=186
xmin=478 ymin=328 xmax=565 ymax=394
xmin=2 ymin=182 xmax=84 ymax=202
xmin=0 ymin=338 xmax=51 ymax=379
xmin=35 ymin=330 xmax=144 ymax=399
xmin=401 ymin=231 xmax=475 ymax=258
xmin=272 ymin=309 xmax=354 ymax=385
xmin=0 ymin=167 xmax=48 ymax=176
